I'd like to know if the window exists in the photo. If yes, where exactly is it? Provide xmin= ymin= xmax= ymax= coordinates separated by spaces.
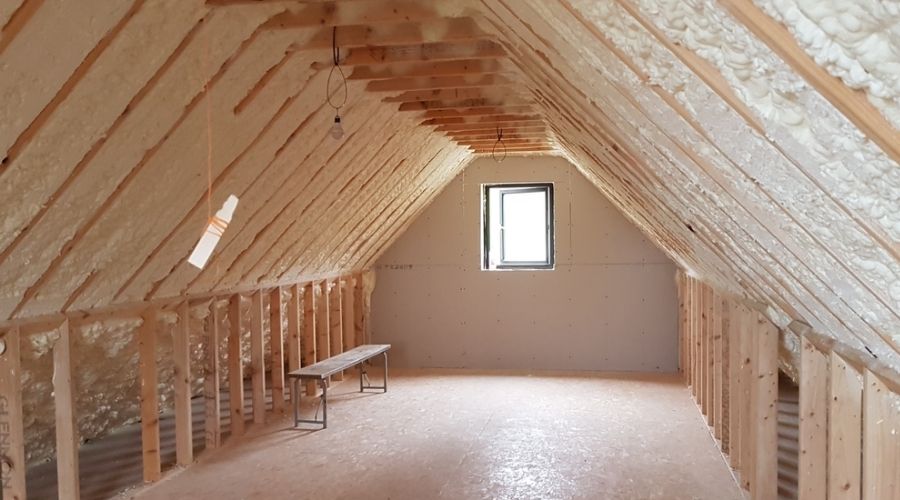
xmin=482 ymin=183 xmax=554 ymax=270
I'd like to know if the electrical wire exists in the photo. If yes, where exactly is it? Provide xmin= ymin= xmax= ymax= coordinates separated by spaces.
xmin=492 ymin=127 xmax=507 ymax=163
xmin=327 ymin=26 xmax=348 ymax=112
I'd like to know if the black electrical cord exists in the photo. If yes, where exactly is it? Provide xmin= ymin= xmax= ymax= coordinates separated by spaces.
xmin=327 ymin=26 xmax=348 ymax=112
xmin=492 ymin=127 xmax=507 ymax=163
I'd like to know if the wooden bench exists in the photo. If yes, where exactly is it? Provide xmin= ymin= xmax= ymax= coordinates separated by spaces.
xmin=287 ymin=344 xmax=390 ymax=429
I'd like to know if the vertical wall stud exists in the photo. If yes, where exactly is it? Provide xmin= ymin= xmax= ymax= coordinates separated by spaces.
xmin=712 ymin=289 xmax=723 ymax=437
xmin=329 ymin=279 xmax=344 ymax=381
xmin=316 ymin=281 xmax=330 ymax=363
xmin=798 ymin=336 xmax=827 ymax=499
xmin=0 ymin=327 xmax=26 ymax=500
xmin=270 ymin=287 xmax=285 ymax=414
xmin=205 ymin=301 xmax=222 ymax=450
xmin=174 ymin=302 xmax=193 ymax=466
xmin=302 ymin=283 xmax=317 ymax=396
xmin=287 ymin=284 xmax=301 ymax=374
xmin=354 ymin=273 xmax=366 ymax=346
xmin=750 ymin=312 xmax=778 ymax=500
xmin=738 ymin=304 xmax=753 ymax=492
xmin=139 ymin=311 xmax=160 ymax=484
xmin=862 ymin=369 xmax=898 ymax=499
xmin=228 ymin=295 xmax=244 ymax=437
xmin=342 ymin=277 xmax=356 ymax=353
xmin=827 ymin=351 xmax=861 ymax=500
xmin=249 ymin=291 xmax=266 ymax=425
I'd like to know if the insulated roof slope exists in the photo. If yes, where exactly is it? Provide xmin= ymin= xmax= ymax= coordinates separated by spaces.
xmin=0 ymin=0 xmax=897 ymax=373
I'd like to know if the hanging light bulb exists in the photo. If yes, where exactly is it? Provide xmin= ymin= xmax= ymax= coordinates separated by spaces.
xmin=189 ymin=195 xmax=239 ymax=269
xmin=331 ymin=114 xmax=344 ymax=140
xmin=326 ymin=26 xmax=348 ymax=140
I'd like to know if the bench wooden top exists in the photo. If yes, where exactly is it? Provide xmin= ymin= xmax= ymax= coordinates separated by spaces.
xmin=287 ymin=344 xmax=391 ymax=380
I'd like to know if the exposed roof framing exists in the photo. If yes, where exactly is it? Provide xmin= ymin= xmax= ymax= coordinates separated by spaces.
xmin=0 ymin=0 xmax=898 ymax=376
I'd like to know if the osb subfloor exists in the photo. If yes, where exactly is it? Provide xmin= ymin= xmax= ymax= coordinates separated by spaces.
xmin=125 ymin=370 xmax=742 ymax=500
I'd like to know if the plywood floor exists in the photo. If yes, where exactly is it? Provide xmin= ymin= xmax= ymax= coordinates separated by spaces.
xmin=123 ymin=370 xmax=742 ymax=500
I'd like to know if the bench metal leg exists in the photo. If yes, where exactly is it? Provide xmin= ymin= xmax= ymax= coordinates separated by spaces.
xmin=292 ymin=378 xmax=327 ymax=429
xmin=359 ymin=353 xmax=388 ymax=393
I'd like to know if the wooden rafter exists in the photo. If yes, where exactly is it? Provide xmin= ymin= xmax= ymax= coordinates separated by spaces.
xmin=349 ymin=59 xmax=507 ymax=79
xmin=289 ymin=17 xmax=490 ymax=49
xmin=421 ymin=113 xmax=542 ymax=125
xmin=719 ymin=0 xmax=900 ymax=166
xmin=311 ymin=40 xmax=505 ymax=68
xmin=366 ymin=73 xmax=517 ymax=92
xmin=399 ymin=97 xmax=532 ymax=111
xmin=245 ymin=1 xmax=471 ymax=28
xmin=383 ymin=87 xmax=524 ymax=103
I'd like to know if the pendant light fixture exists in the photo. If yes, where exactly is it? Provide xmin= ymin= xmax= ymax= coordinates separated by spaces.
xmin=327 ymin=26 xmax=348 ymax=140
xmin=189 ymin=34 xmax=239 ymax=270
xmin=492 ymin=127 xmax=507 ymax=163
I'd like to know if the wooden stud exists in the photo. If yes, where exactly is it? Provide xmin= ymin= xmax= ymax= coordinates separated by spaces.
xmin=862 ymin=369 xmax=899 ymax=499
xmin=828 ymin=351 xmax=862 ymax=500
xmin=287 ymin=284 xmax=301 ymax=374
xmin=719 ymin=294 xmax=730 ymax=452
xmin=270 ymin=287 xmax=285 ymax=414
xmin=329 ymin=279 xmax=344 ymax=381
xmin=738 ymin=304 xmax=753 ymax=492
xmin=228 ymin=295 xmax=244 ymax=437
xmin=727 ymin=301 xmax=743 ymax=470
xmin=322 ymin=40 xmax=506 ymax=67
xmin=0 ymin=327 xmax=26 ymax=500
xmin=354 ymin=274 xmax=365 ymax=347
xmin=316 ymin=281 xmax=330 ymax=365
xmin=174 ymin=302 xmax=193 ymax=466
xmin=139 ymin=311 xmax=160 ymax=484
xmin=798 ymin=335 xmax=827 ymax=499
xmin=366 ymin=74 xmax=516 ymax=92
xmin=750 ymin=312 xmax=778 ymax=500
xmin=342 ymin=277 xmax=356 ymax=353
xmin=204 ymin=301 xmax=221 ymax=450
xmin=249 ymin=291 xmax=265 ymax=425
xmin=712 ymin=289 xmax=723 ymax=437
xmin=700 ymin=283 xmax=709 ymax=416
xmin=302 ymin=283 xmax=317 ymax=396
xmin=349 ymin=59 xmax=506 ymax=80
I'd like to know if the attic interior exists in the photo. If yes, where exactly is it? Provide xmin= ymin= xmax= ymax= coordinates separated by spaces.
xmin=1 ymin=0 xmax=899 ymax=499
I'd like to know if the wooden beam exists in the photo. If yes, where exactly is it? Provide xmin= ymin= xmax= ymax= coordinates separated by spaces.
xmin=422 ymin=113 xmax=541 ymax=125
xmin=270 ymin=287 xmax=285 ymax=414
xmin=402 ymin=98 xmax=533 ymax=112
xmin=328 ymin=279 xmax=344 ymax=381
xmin=290 ymin=18 xmax=490 ymax=49
xmin=247 ymin=1 xmax=468 ymax=28
xmin=713 ymin=289 xmax=723 ymax=438
xmin=302 ymin=282 xmax=317 ymax=396
xmin=798 ymin=336 xmax=827 ymax=499
xmin=750 ymin=312 xmax=778 ymax=500
xmin=316 ymin=281 xmax=330 ymax=363
xmin=436 ymin=120 xmax=543 ymax=132
xmin=204 ymin=301 xmax=221 ymax=450
xmin=0 ymin=326 xmax=25 ymax=500
xmin=287 ymin=284 xmax=301 ymax=373
xmin=315 ymin=40 xmax=505 ymax=67
xmin=386 ymin=87 xmax=523 ymax=103
xmin=342 ymin=277 xmax=356 ymax=353
xmin=727 ymin=300 xmax=743 ymax=470
xmin=174 ymin=302 xmax=193 ymax=466
xmin=366 ymin=74 xmax=516 ymax=92
xmin=450 ymin=132 xmax=549 ymax=141
xmin=862 ymin=370 xmax=899 ymax=499
xmin=738 ymin=304 xmax=753 ymax=491
xmin=349 ymin=59 xmax=505 ymax=80
xmin=249 ymin=291 xmax=265 ymax=425
xmin=423 ymin=105 xmax=535 ymax=118
xmin=828 ymin=351 xmax=862 ymax=500
xmin=227 ymin=295 xmax=244 ymax=437
xmin=719 ymin=0 xmax=900 ymax=165
xmin=139 ymin=311 xmax=160 ymax=483
xmin=353 ymin=274 xmax=365 ymax=347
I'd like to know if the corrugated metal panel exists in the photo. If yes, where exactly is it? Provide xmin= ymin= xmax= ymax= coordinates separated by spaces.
xmin=778 ymin=372 xmax=799 ymax=500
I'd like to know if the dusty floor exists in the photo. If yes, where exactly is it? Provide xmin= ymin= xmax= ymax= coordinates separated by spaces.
xmin=124 ymin=370 xmax=742 ymax=500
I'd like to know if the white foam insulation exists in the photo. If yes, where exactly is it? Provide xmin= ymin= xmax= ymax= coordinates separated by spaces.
xmin=0 ymin=0 xmax=898 ymax=468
